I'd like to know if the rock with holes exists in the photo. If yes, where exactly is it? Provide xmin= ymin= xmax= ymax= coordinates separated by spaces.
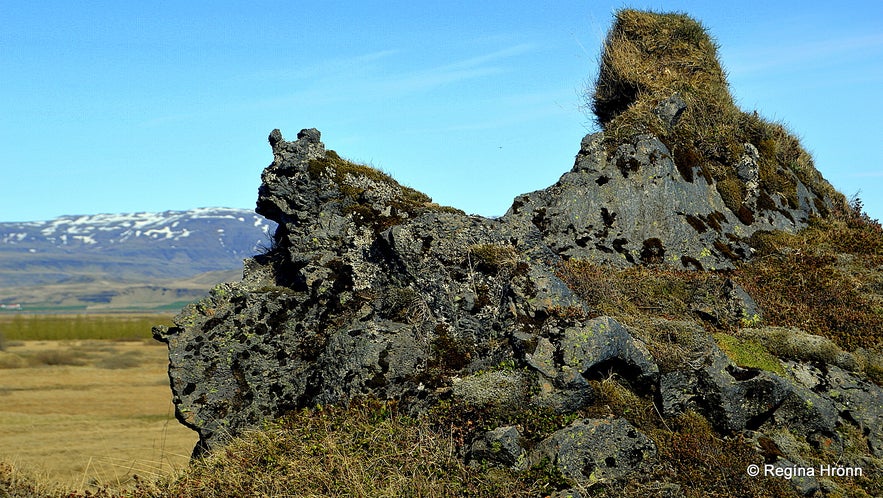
xmin=150 ymin=15 xmax=878 ymax=498
xmin=153 ymin=127 xmax=875 ymax=478
xmin=659 ymin=344 xmax=793 ymax=432
xmin=530 ymin=417 xmax=656 ymax=485
xmin=153 ymin=129 xmax=591 ymax=455
xmin=503 ymin=132 xmax=827 ymax=270
xmin=559 ymin=316 xmax=659 ymax=387
xmin=469 ymin=425 xmax=528 ymax=469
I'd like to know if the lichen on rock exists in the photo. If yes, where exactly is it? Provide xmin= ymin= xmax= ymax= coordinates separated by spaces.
xmin=153 ymin=9 xmax=882 ymax=494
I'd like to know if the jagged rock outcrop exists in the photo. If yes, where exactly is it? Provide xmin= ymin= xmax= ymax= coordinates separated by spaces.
xmin=504 ymin=132 xmax=828 ymax=269
xmin=153 ymin=128 xmax=881 ymax=493
xmin=154 ymin=9 xmax=880 ymax=494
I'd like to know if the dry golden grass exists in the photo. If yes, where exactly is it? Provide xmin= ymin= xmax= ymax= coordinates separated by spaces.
xmin=0 ymin=340 xmax=196 ymax=492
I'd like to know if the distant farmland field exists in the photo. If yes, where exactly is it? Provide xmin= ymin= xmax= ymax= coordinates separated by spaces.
xmin=0 ymin=313 xmax=174 ymax=342
xmin=0 ymin=314 xmax=195 ymax=491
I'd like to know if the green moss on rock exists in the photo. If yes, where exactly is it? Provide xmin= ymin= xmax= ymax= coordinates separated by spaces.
xmin=713 ymin=333 xmax=785 ymax=375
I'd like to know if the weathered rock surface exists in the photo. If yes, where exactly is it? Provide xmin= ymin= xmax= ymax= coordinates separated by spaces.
xmin=469 ymin=425 xmax=527 ymax=469
xmin=153 ymin=128 xmax=882 ymax=494
xmin=503 ymin=132 xmax=827 ymax=270
xmin=530 ymin=417 xmax=656 ymax=485
xmin=150 ymin=8 xmax=883 ymax=494
xmin=559 ymin=316 xmax=658 ymax=387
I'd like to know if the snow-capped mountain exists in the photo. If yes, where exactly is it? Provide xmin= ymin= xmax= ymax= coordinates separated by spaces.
xmin=1 ymin=207 xmax=274 ymax=259
xmin=0 ymin=208 xmax=277 ymax=309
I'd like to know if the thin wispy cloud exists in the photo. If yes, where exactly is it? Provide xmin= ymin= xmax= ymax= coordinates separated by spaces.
xmin=368 ymin=43 xmax=537 ymax=94
xmin=375 ymin=65 xmax=504 ymax=95
xmin=252 ymin=43 xmax=537 ymax=104
xmin=235 ymin=43 xmax=536 ymax=106
xmin=727 ymin=33 xmax=883 ymax=75
xmin=438 ymin=43 xmax=536 ymax=71
xmin=226 ymin=42 xmax=539 ymax=118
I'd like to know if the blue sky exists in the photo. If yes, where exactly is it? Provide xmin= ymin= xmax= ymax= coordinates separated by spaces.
xmin=2 ymin=1 xmax=881 ymax=222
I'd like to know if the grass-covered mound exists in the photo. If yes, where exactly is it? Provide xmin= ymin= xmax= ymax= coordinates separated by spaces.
xmin=592 ymin=9 xmax=845 ymax=223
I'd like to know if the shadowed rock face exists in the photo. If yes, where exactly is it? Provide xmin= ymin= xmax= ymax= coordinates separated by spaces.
xmin=155 ymin=128 xmax=578 ymax=455
xmin=153 ymin=129 xmax=881 ymax=492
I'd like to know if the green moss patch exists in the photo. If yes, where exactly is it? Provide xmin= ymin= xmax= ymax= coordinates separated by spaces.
xmin=713 ymin=333 xmax=785 ymax=375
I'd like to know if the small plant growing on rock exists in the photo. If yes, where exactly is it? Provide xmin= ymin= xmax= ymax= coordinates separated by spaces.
xmin=469 ymin=243 xmax=520 ymax=273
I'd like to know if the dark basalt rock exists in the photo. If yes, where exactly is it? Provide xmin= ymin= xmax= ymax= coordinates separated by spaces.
xmin=152 ymin=10 xmax=881 ymax=495
xmin=468 ymin=425 xmax=527 ymax=469
xmin=153 ymin=128 xmax=881 ymax=492
xmin=503 ymin=132 xmax=827 ymax=270
xmin=530 ymin=417 xmax=657 ymax=485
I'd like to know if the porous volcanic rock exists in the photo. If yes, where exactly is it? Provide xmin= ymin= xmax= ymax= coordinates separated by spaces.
xmin=156 ymin=128 xmax=571 ymax=455
xmin=154 ymin=10 xmax=880 ymax=493
xmin=503 ymin=132 xmax=828 ymax=270
xmin=153 ymin=130 xmax=880 ymax=492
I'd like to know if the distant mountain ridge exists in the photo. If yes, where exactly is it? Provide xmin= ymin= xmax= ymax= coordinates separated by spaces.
xmin=0 ymin=208 xmax=276 ymax=310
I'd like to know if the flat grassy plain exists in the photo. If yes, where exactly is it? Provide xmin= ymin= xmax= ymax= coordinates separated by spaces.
xmin=0 ymin=314 xmax=197 ymax=493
